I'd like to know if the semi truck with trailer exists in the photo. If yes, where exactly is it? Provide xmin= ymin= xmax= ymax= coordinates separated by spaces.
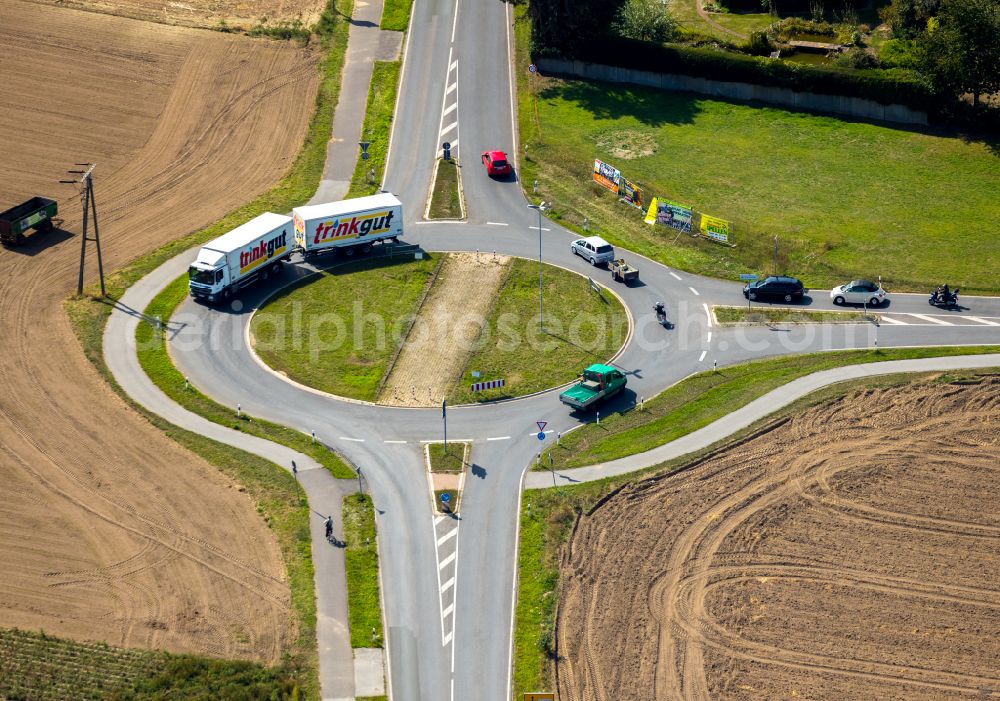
xmin=292 ymin=193 xmax=403 ymax=257
xmin=188 ymin=212 xmax=293 ymax=303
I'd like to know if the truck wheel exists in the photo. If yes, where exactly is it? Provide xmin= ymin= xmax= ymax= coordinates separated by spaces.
xmin=260 ymin=267 xmax=269 ymax=281
xmin=344 ymin=246 xmax=356 ymax=258
xmin=222 ymin=288 xmax=232 ymax=302
xmin=360 ymin=243 xmax=373 ymax=255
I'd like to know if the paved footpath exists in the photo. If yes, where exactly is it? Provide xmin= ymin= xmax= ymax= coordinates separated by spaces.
xmin=525 ymin=353 xmax=1000 ymax=488
xmin=103 ymin=0 xmax=406 ymax=695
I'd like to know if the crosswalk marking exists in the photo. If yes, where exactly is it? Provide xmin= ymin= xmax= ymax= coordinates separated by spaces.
xmin=906 ymin=313 xmax=953 ymax=326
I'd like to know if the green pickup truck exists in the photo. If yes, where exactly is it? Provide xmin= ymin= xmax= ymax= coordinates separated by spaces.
xmin=559 ymin=363 xmax=627 ymax=410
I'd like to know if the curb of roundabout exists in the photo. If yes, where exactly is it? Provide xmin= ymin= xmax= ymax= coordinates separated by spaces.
xmin=239 ymin=249 xmax=636 ymax=410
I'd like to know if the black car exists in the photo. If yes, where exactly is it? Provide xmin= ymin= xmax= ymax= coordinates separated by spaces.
xmin=743 ymin=275 xmax=805 ymax=302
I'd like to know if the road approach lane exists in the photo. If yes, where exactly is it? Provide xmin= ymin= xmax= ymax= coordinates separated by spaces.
xmin=156 ymin=1 xmax=1000 ymax=698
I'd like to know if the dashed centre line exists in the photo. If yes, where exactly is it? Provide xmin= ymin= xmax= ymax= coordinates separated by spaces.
xmin=689 ymin=286 xmax=700 ymax=296
xmin=383 ymin=439 xmax=407 ymax=444
xmin=340 ymin=436 xmax=365 ymax=442
xmin=670 ymin=272 xmax=681 ymax=280
xmin=704 ymin=303 xmax=712 ymax=328
xmin=487 ymin=436 xmax=511 ymax=441
xmin=486 ymin=221 xmax=508 ymax=226
xmin=698 ymin=350 xmax=707 ymax=362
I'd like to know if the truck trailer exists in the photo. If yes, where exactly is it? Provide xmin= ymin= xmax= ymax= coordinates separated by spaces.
xmin=292 ymin=193 xmax=403 ymax=257
xmin=188 ymin=212 xmax=293 ymax=303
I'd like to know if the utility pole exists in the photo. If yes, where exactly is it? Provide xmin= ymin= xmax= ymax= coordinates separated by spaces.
xmin=772 ymin=235 xmax=779 ymax=276
xmin=442 ymin=399 xmax=448 ymax=453
xmin=61 ymin=164 xmax=105 ymax=296
xmin=527 ymin=202 xmax=549 ymax=332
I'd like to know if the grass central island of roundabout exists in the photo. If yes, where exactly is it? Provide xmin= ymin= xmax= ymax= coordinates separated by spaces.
xmin=250 ymin=252 xmax=629 ymax=405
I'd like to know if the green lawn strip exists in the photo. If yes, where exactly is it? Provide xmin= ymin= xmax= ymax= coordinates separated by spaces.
xmin=427 ymin=441 xmax=468 ymax=473
xmin=513 ymin=368 xmax=998 ymax=697
xmin=343 ymin=494 xmax=384 ymax=649
xmin=713 ymin=304 xmax=875 ymax=324
xmin=137 ymin=274 xmax=355 ymax=479
xmin=347 ymin=60 xmax=403 ymax=198
xmin=428 ymin=159 xmax=464 ymax=219
xmin=379 ymin=0 xmax=411 ymax=31
xmin=513 ymin=7 xmax=1000 ymax=294
xmin=449 ymin=259 xmax=629 ymax=404
xmin=251 ymin=255 xmax=439 ymax=401
xmin=543 ymin=345 xmax=1000 ymax=470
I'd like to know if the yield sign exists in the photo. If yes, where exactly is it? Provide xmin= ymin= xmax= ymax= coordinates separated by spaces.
xmin=536 ymin=421 xmax=547 ymax=432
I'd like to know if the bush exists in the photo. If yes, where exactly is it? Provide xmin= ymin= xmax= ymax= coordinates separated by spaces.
xmin=879 ymin=37 xmax=920 ymax=67
xmin=742 ymin=30 xmax=775 ymax=55
xmin=563 ymin=36 xmax=934 ymax=108
xmin=613 ymin=0 xmax=679 ymax=42
xmin=834 ymin=46 xmax=881 ymax=68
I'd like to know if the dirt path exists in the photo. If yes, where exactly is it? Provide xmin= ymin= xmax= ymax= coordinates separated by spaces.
xmin=557 ymin=377 xmax=1000 ymax=700
xmin=378 ymin=253 xmax=511 ymax=406
xmin=0 ymin=1 xmax=318 ymax=662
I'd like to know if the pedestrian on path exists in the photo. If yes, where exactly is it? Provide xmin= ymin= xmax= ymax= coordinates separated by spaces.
xmin=324 ymin=515 xmax=333 ymax=540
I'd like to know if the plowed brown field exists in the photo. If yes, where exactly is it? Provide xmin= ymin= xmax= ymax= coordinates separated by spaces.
xmin=557 ymin=377 xmax=1000 ymax=700
xmin=0 ymin=0 xmax=318 ymax=661
xmin=23 ymin=0 xmax=326 ymax=31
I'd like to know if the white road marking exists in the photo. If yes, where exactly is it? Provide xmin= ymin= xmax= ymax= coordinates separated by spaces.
xmin=486 ymin=221 xmax=508 ymax=226
xmin=706 ymin=331 xmax=712 ymax=343
xmin=704 ymin=303 xmax=712 ymax=328
xmin=383 ymin=439 xmax=407 ymax=444
xmin=443 ymin=102 xmax=457 ymax=117
xmin=439 ymin=552 xmax=457 ymax=570
xmin=434 ymin=515 xmax=447 ymax=527
xmin=967 ymin=316 xmax=1000 ymax=326
xmin=450 ymin=137 xmax=459 ymax=149
xmin=437 ymin=528 xmax=458 ymax=547
xmin=441 ymin=577 xmax=455 ymax=593
xmin=446 ymin=82 xmax=457 ymax=95
xmin=689 ymin=286 xmax=700 ymax=296
xmin=528 ymin=226 xmax=550 ymax=231
xmin=487 ymin=435 xmax=511 ymax=441
xmin=879 ymin=315 xmax=908 ymax=325
xmin=698 ymin=350 xmax=707 ymax=362
xmin=442 ymin=603 xmax=454 ymax=618
xmin=440 ymin=121 xmax=457 ymax=136
xmin=449 ymin=59 xmax=458 ymax=72
xmin=670 ymin=272 xmax=682 ymax=280
xmin=339 ymin=436 xmax=365 ymax=442
xmin=443 ymin=631 xmax=453 ymax=646
xmin=907 ymin=313 xmax=953 ymax=326
xmin=526 ymin=430 xmax=554 ymax=436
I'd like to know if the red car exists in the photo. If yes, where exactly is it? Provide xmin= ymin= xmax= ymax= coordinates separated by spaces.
xmin=481 ymin=150 xmax=511 ymax=177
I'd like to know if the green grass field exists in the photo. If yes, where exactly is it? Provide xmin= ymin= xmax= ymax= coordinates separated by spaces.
xmin=427 ymin=441 xmax=468 ymax=473
xmin=448 ymin=258 xmax=629 ymax=404
xmin=379 ymin=0 xmax=412 ymax=31
xmin=348 ymin=61 xmax=402 ymax=198
xmin=713 ymin=305 xmax=875 ymax=323
xmin=343 ymin=494 xmax=384 ymax=649
xmin=542 ymin=345 xmax=1000 ymax=469
xmin=251 ymin=256 xmax=440 ymax=401
xmin=428 ymin=158 xmax=464 ymax=219
xmin=514 ymin=11 xmax=1000 ymax=293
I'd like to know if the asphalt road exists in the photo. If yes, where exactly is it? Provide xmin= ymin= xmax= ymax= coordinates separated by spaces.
xmin=121 ymin=1 xmax=1000 ymax=698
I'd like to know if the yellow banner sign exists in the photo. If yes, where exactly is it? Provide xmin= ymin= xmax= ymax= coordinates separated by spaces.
xmin=699 ymin=214 xmax=729 ymax=243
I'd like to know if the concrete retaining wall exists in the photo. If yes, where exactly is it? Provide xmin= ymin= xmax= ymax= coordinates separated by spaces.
xmin=537 ymin=57 xmax=929 ymax=126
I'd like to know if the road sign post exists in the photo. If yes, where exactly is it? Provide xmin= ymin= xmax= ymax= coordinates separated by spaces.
xmin=442 ymin=400 xmax=447 ymax=453
xmin=740 ymin=273 xmax=759 ymax=313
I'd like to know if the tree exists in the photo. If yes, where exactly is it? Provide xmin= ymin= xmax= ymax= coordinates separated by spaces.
xmin=613 ymin=0 xmax=679 ymax=43
xmin=528 ymin=0 xmax=625 ymax=55
xmin=919 ymin=0 xmax=1000 ymax=107
xmin=879 ymin=0 xmax=941 ymax=38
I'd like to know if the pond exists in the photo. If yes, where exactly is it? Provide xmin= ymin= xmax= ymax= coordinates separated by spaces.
xmin=782 ymin=51 xmax=835 ymax=65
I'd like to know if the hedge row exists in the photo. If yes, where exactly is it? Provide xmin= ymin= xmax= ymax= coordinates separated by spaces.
xmin=562 ymin=36 xmax=935 ymax=110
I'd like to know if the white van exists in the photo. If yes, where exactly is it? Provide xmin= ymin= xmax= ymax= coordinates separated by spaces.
xmin=570 ymin=236 xmax=615 ymax=267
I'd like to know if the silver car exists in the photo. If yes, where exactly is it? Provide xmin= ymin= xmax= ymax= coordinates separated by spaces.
xmin=830 ymin=279 xmax=887 ymax=307
xmin=570 ymin=236 xmax=615 ymax=266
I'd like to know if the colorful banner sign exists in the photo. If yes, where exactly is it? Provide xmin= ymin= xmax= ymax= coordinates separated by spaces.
xmin=618 ymin=178 xmax=643 ymax=209
xmin=593 ymin=159 xmax=620 ymax=194
xmin=644 ymin=197 xmax=692 ymax=233
xmin=700 ymin=214 xmax=730 ymax=243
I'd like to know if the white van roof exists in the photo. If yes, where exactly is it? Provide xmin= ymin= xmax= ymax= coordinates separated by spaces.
xmin=293 ymin=192 xmax=401 ymax=221
xmin=204 ymin=212 xmax=292 ymax=254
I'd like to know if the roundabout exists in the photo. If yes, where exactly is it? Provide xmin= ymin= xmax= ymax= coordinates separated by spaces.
xmin=247 ymin=251 xmax=630 ymax=406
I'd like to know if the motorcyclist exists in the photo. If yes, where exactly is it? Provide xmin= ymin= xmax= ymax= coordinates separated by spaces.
xmin=654 ymin=301 xmax=666 ymax=319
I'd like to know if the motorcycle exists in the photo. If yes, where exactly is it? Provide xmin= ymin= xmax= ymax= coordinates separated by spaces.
xmin=929 ymin=287 xmax=959 ymax=308
xmin=654 ymin=302 xmax=672 ymax=329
